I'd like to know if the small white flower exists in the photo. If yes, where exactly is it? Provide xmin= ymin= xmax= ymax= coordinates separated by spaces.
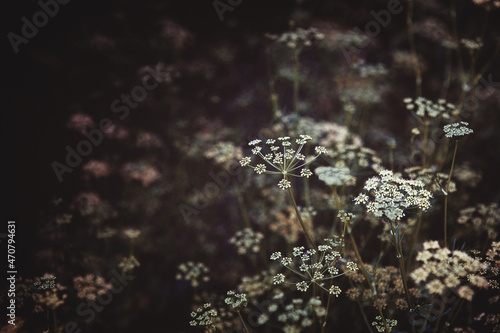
xmin=270 ymin=252 xmax=282 ymax=260
xmin=329 ymin=285 xmax=341 ymax=296
xmin=249 ymin=139 xmax=261 ymax=146
xmin=273 ymin=273 xmax=285 ymax=285
xmin=315 ymin=146 xmax=328 ymax=155
xmin=254 ymin=164 xmax=266 ymax=174
xmin=278 ymin=179 xmax=292 ymax=190
xmin=354 ymin=193 xmax=369 ymax=205
xmin=239 ymin=157 xmax=251 ymax=166
xmin=300 ymin=169 xmax=313 ymax=178
xmin=251 ymin=147 xmax=262 ymax=154
xmin=296 ymin=281 xmax=310 ymax=292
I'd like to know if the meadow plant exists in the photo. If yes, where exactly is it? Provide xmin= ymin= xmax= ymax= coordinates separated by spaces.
xmin=9 ymin=1 xmax=500 ymax=332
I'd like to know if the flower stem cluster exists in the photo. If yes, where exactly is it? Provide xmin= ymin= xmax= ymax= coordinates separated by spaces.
xmin=240 ymin=135 xmax=327 ymax=190
xmin=270 ymin=241 xmax=358 ymax=295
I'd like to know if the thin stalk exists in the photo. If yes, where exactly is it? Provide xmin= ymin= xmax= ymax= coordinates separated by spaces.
xmin=332 ymin=187 xmax=348 ymax=256
xmin=440 ymin=48 xmax=453 ymax=100
xmin=304 ymin=145 xmax=311 ymax=207
xmin=407 ymin=0 xmax=422 ymax=97
xmin=451 ymin=0 xmax=466 ymax=90
xmin=348 ymin=231 xmax=390 ymax=332
xmin=419 ymin=295 xmax=435 ymax=333
xmin=433 ymin=293 xmax=447 ymax=333
xmin=389 ymin=220 xmax=414 ymax=310
xmin=422 ymin=120 xmax=430 ymax=168
xmin=406 ymin=213 xmax=423 ymax=272
xmin=389 ymin=146 xmax=395 ymax=171
xmin=443 ymin=140 xmax=459 ymax=248
xmin=287 ymin=186 xmax=316 ymax=249
xmin=293 ymin=48 xmax=300 ymax=122
xmin=347 ymin=277 xmax=376 ymax=333
xmin=238 ymin=311 xmax=250 ymax=333
xmin=322 ymin=286 xmax=333 ymax=333
xmin=234 ymin=182 xmax=251 ymax=228
xmin=52 ymin=309 xmax=57 ymax=333
xmin=442 ymin=298 xmax=465 ymax=333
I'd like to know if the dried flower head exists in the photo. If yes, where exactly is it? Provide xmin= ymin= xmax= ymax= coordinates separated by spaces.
xmin=204 ymin=141 xmax=243 ymax=170
xmin=405 ymin=166 xmax=456 ymax=195
xmin=457 ymin=203 xmax=500 ymax=239
xmin=73 ymin=274 xmax=113 ymax=301
xmin=269 ymin=206 xmax=316 ymax=244
xmin=32 ymin=275 xmax=67 ymax=310
xmin=121 ymin=162 xmax=161 ymax=186
xmin=118 ymin=255 xmax=141 ymax=273
xmin=240 ymin=135 xmax=328 ymax=190
xmin=443 ymin=121 xmax=474 ymax=138
xmin=229 ymin=228 xmax=264 ymax=255
xmin=176 ymin=262 xmax=210 ymax=288
xmin=411 ymin=242 xmax=488 ymax=300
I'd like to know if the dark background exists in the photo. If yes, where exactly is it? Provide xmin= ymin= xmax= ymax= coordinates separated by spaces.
xmin=2 ymin=0 xmax=500 ymax=331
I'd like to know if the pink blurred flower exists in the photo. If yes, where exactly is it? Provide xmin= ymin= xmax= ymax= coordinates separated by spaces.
xmin=66 ymin=113 xmax=95 ymax=133
xmin=136 ymin=132 xmax=163 ymax=149
xmin=83 ymin=160 xmax=111 ymax=178
xmin=121 ymin=162 xmax=161 ymax=186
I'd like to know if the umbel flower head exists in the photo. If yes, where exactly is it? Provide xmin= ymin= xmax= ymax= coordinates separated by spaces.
xmin=443 ymin=121 xmax=474 ymax=138
xmin=240 ymin=135 xmax=328 ymax=190
xmin=270 ymin=241 xmax=358 ymax=295
xmin=403 ymin=97 xmax=454 ymax=120
xmin=266 ymin=27 xmax=324 ymax=49
xmin=354 ymin=170 xmax=433 ymax=221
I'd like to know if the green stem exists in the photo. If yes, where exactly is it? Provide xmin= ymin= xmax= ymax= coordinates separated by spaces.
xmin=238 ymin=311 xmax=250 ymax=333
xmin=433 ymin=292 xmax=447 ymax=333
xmin=348 ymin=231 xmax=390 ymax=332
xmin=389 ymin=220 xmax=414 ymax=310
xmin=442 ymin=298 xmax=465 ymax=333
xmin=406 ymin=0 xmax=422 ymax=97
xmin=406 ymin=213 xmax=422 ymax=273
xmin=422 ymin=120 xmax=430 ymax=168
xmin=293 ymin=48 xmax=300 ymax=121
xmin=287 ymin=186 xmax=316 ymax=249
xmin=443 ymin=140 xmax=458 ymax=248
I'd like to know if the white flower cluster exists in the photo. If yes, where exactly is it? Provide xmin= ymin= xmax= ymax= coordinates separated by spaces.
xmin=270 ymin=241 xmax=356 ymax=294
xmin=352 ymin=60 xmax=388 ymax=78
xmin=229 ymin=228 xmax=264 ymax=255
xmin=461 ymin=38 xmax=483 ymax=50
xmin=189 ymin=303 xmax=219 ymax=328
xmin=443 ymin=121 xmax=474 ymax=138
xmin=315 ymin=166 xmax=356 ymax=186
xmin=403 ymin=97 xmax=454 ymax=119
xmin=224 ymin=291 xmax=248 ymax=310
xmin=267 ymin=27 xmax=324 ymax=49
xmin=372 ymin=316 xmax=398 ymax=333
xmin=271 ymin=296 xmax=326 ymax=329
xmin=176 ymin=262 xmax=210 ymax=288
xmin=240 ymin=135 xmax=328 ymax=190
xmin=354 ymin=170 xmax=433 ymax=221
